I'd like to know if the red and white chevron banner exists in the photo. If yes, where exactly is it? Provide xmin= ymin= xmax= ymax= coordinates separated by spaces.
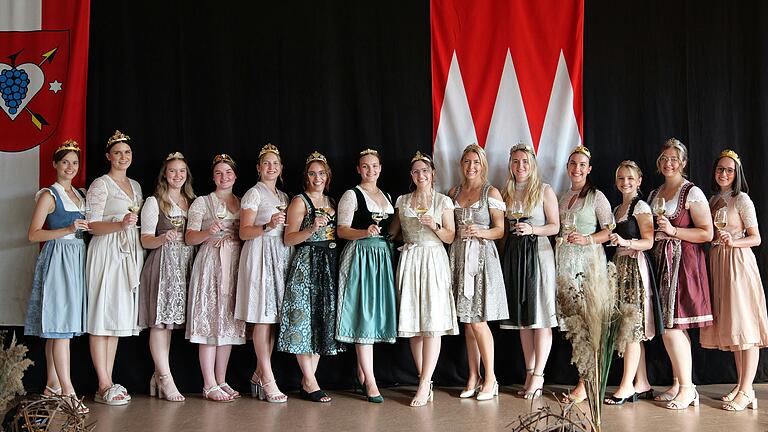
xmin=431 ymin=0 xmax=583 ymax=194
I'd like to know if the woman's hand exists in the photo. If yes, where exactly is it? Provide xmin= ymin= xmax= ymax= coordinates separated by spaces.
xmin=69 ymin=218 xmax=89 ymax=234
xmin=419 ymin=214 xmax=437 ymax=231
xmin=566 ymin=231 xmax=591 ymax=245
xmin=207 ymin=220 xmax=223 ymax=236
xmin=312 ymin=214 xmax=329 ymax=232
xmin=514 ymin=222 xmax=534 ymax=236
xmin=121 ymin=213 xmax=138 ymax=230
xmin=366 ymin=224 xmax=381 ymax=237
xmin=609 ymin=233 xmax=629 ymax=247
xmin=718 ymin=229 xmax=734 ymax=247
xmin=656 ymin=215 xmax=676 ymax=236
xmin=162 ymin=230 xmax=177 ymax=243
xmin=266 ymin=211 xmax=285 ymax=230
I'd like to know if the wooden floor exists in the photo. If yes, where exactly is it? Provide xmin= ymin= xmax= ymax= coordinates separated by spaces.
xmin=80 ymin=384 xmax=767 ymax=431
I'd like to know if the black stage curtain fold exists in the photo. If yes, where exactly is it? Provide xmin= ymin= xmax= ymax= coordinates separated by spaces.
xmin=8 ymin=0 xmax=767 ymax=395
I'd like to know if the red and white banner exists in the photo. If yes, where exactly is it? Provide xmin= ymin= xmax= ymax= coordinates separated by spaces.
xmin=431 ymin=0 xmax=583 ymax=193
xmin=0 ymin=0 xmax=90 ymax=325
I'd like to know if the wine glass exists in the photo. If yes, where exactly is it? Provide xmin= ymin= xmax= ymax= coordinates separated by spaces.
xmin=127 ymin=199 xmax=142 ymax=228
xmin=169 ymin=215 xmax=185 ymax=236
xmin=562 ymin=212 xmax=576 ymax=237
xmin=275 ymin=196 xmax=288 ymax=226
xmin=371 ymin=211 xmax=387 ymax=237
xmin=461 ymin=207 xmax=475 ymax=242
xmin=603 ymin=214 xmax=617 ymax=245
xmin=215 ymin=202 xmax=227 ymax=237
xmin=713 ymin=207 xmax=728 ymax=245
xmin=651 ymin=197 xmax=666 ymax=231
xmin=413 ymin=196 xmax=429 ymax=232
xmin=508 ymin=200 xmax=524 ymax=234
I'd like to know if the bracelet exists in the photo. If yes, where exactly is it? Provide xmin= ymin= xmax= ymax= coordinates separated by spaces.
xmin=587 ymin=234 xmax=594 ymax=244
xmin=673 ymin=227 xmax=678 ymax=237
xmin=628 ymin=239 xmax=633 ymax=249
xmin=262 ymin=223 xmax=269 ymax=231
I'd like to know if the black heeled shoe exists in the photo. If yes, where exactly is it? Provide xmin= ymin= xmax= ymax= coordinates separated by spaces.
xmin=352 ymin=376 xmax=366 ymax=395
xmin=636 ymin=389 xmax=655 ymax=400
xmin=300 ymin=388 xmax=331 ymax=403
xmin=604 ymin=392 xmax=638 ymax=405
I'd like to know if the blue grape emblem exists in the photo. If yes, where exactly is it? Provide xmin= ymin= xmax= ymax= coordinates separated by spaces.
xmin=0 ymin=68 xmax=30 ymax=115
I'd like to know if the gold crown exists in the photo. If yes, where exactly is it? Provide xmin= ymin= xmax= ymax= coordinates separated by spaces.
xmin=55 ymin=139 xmax=81 ymax=154
xmin=570 ymin=145 xmax=591 ymax=159
xmin=107 ymin=130 xmax=130 ymax=147
xmin=166 ymin=151 xmax=185 ymax=161
xmin=359 ymin=148 xmax=379 ymax=157
xmin=306 ymin=151 xmax=327 ymax=165
xmin=509 ymin=142 xmax=534 ymax=156
xmin=410 ymin=151 xmax=432 ymax=164
xmin=719 ymin=149 xmax=741 ymax=166
xmin=212 ymin=153 xmax=236 ymax=165
xmin=463 ymin=143 xmax=485 ymax=156
xmin=259 ymin=143 xmax=280 ymax=159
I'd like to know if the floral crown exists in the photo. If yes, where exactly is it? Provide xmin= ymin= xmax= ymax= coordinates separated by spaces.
xmin=359 ymin=148 xmax=379 ymax=157
xmin=166 ymin=151 xmax=185 ymax=161
xmin=212 ymin=153 xmax=236 ymax=166
xmin=259 ymin=143 xmax=280 ymax=159
xmin=509 ymin=142 xmax=534 ymax=157
xmin=719 ymin=149 xmax=741 ymax=166
xmin=55 ymin=139 xmax=81 ymax=154
xmin=305 ymin=151 xmax=328 ymax=165
xmin=106 ymin=130 xmax=130 ymax=148
xmin=410 ymin=151 xmax=432 ymax=164
xmin=570 ymin=145 xmax=591 ymax=159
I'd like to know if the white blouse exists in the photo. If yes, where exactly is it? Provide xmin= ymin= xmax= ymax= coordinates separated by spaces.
xmin=660 ymin=180 xmax=707 ymax=214
xmin=615 ymin=199 xmax=651 ymax=223
xmin=337 ymin=186 xmax=395 ymax=227
xmin=187 ymin=193 xmax=239 ymax=231
xmin=559 ymin=188 xmax=613 ymax=226
xmin=710 ymin=191 xmax=758 ymax=230
xmin=86 ymin=175 xmax=142 ymax=223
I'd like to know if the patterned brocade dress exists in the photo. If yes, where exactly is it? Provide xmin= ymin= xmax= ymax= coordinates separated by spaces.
xmin=395 ymin=192 xmax=459 ymax=337
xmin=235 ymin=183 xmax=293 ymax=324
xmin=138 ymin=197 xmax=196 ymax=329
xmin=612 ymin=198 xmax=663 ymax=342
xmin=700 ymin=192 xmax=768 ymax=350
xmin=185 ymin=193 xmax=245 ymax=345
xmin=25 ymin=184 xmax=87 ymax=338
xmin=336 ymin=186 xmax=398 ymax=344
xmin=448 ymin=184 xmax=508 ymax=323
xmin=500 ymin=183 xmax=557 ymax=329
xmin=86 ymin=175 xmax=144 ymax=336
xmin=649 ymin=182 xmax=712 ymax=330
xmin=278 ymin=193 xmax=346 ymax=355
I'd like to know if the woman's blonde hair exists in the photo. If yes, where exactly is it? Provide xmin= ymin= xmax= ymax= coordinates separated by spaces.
xmin=502 ymin=144 xmax=542 ymax=215
xmin=656 ymin=137 xmax=688 ymax=178
xmin=459 ymin=144 xmax=489 ymax=184
xmin=155 ymin=153 xmax=196 ymax=216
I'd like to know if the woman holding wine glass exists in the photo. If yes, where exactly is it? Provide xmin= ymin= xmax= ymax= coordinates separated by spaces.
xmin=138 ymin=152 xmax=196 ymax=402
xmin=700 ymin=149 xmax=767 ymax=411
xmin=335 ymin=149 xmax=397 ymax=403
xmin=447 ymin=144 xmax=508 ymax=401
xmin=185 ymin=154 xmax=245 ymax=402
xmin=603 ymin=161 xmax=662 ymax=405
xmin=648 ymin=138 xmax=713 ymax=410
xmin=278 ymin=151 xmax=346 ymax=403
xmin=85 ymin=130 xmax=144 ymax=405
xmin=556 ymin=145 xmax=613 ymax=403
xmin=389 ymin=151 xmax=457 ymax=407
xmin=235 ymin=144 xmax=292 ymax=403
xmin=499 ymin=143 xmax=559 ymax=400
xmin=25 ymin=140 xmax=88 ymax=412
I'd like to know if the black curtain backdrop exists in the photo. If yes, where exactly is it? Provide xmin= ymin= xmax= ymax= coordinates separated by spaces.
xmin=7 ymin=0 xmax=768 ymax=396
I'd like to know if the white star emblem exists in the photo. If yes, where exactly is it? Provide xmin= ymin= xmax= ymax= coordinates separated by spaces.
xmin=49 ymin=80 xmax=62 ymax=93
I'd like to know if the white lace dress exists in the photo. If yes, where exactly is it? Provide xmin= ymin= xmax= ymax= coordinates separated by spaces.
xmin=234 ymin=183 xmax=293 ymax=324
xmin=85 ymin=175 xmax=145 ymax=336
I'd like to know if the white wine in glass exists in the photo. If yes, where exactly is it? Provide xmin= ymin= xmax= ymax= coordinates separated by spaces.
xmin=652 ymin=197 xmax=666 ymax=217
xmin=128 ymin=199 xmax=142 ymax=228
xmin=461 ymin=208 xmax=474 ymax=241
xmin=713 ymin=207 xmax=727 ymax=245
xmin=603 ymin=214 xmax=617 ymax=245
xmin=371 ymin=211 xmax=387 ymax=236
xmin=562 ymin=212 xmax=576 ymax=235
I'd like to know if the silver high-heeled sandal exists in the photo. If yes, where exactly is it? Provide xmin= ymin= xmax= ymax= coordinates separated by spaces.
xmin=411 ymin=382 xmax=433 ymax=407
xmin=665 ymin=384 xmax=699 ymax=410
